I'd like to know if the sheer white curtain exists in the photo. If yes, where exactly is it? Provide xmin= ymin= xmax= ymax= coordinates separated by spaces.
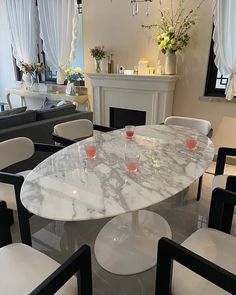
xmin=213 ymin=0 xmax=236 ymax=100
xmin=4 ymin=0 xmax=38 ymax=64
xmin=37 ymin=0 xmax=78 ymax=84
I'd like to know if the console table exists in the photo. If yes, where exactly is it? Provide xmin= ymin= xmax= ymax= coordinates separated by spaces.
xmin=5 ymin=86 xmax=90 ymax=111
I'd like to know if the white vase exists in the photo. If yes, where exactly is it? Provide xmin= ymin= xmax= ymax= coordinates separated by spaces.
xmin=165 ymin=52 xmax=176 ymax=75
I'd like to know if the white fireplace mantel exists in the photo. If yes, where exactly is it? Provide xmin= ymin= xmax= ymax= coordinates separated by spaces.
xmin=87 ymin=73 xmax=178 ymax=126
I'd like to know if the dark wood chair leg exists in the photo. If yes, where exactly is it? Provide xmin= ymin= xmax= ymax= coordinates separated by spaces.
xmin=197 ymin=175 xmax=203 ymax=201
xmin=14 ymin=181 xmax=32 ymax=246
xmin=6 ymin=208 xmax=14 ymax=226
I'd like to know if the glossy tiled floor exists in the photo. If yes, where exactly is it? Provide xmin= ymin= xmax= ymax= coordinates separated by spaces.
xmin=11 ymin=164 xmax=236 ymax=295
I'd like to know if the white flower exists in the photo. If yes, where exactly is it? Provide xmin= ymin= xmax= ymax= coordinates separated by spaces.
xmin=159 ymin=40 xmax=167 ymax=49
xmin=164 ymin=36 xmax=170 ymax=42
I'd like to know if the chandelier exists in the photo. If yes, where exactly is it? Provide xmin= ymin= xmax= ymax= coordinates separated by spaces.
xmin=129 ymin=0 xmax=153 ymax=16
xmin=110 ymin=0 xmax=153 ymax=16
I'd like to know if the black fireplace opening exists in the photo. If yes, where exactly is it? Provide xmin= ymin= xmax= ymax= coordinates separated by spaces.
xmin=110 ymin=107 xmax=146 ymax=129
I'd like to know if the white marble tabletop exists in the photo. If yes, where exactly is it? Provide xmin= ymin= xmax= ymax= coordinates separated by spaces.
xmin=21 ymin=125 xmax=214 ymax=221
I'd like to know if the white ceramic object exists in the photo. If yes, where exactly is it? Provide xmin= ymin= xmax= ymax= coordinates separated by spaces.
xmin=165 ymin=52 xmax=176 ymax=75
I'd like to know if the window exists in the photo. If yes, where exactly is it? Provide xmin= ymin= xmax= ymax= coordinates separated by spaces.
xmin=205 ymin=40 xmax=228 ymax=97
xmin=14 ymin=0 xmax=84 ymax=85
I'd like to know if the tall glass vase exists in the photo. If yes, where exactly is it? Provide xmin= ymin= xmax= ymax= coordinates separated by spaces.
xmin=22 ymin=72 xmax=31 ymax=89
xmin=165 ymin=52 xmax=176 ymax=75
xmin=94 ymin=58 xmax=103 ymax=73
xmin=30 ymin=72 xmax=39 ymax=91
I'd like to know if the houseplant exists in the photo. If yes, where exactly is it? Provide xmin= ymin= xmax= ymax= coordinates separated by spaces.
xmin=65 ymin=67 xmax=84 ymax=95
xmin=19 ymin=61 xmax=44 ymax=89
xmin=142 ymin=0 xmax=205 ymax=74
xmin=90 ymin=46 xmax=106 ymax=73
xmin=18 ymin=61 xmax=35 ymax=83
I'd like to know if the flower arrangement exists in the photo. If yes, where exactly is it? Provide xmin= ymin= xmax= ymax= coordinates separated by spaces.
xmin=90 ymin=46 xmax=106 ymax=61
xmin=19 ymin=61 xmax=44 ymax=74
xmin=65 ymin=67 xmax=84 ymax=83
xmin=142 ymin=0 xmax=205 ymax=54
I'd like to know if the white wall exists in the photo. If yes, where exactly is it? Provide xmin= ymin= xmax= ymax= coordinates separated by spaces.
xmin=83 ymin=0 xmax=236 ymax=131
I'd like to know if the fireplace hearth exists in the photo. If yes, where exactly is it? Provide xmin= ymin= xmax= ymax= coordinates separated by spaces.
xmin=110 ymin=107 xmax=146 ymax=129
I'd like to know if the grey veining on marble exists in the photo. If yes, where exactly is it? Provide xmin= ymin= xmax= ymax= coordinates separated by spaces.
xmin=21 ymin=125 xmax=214 ymax=221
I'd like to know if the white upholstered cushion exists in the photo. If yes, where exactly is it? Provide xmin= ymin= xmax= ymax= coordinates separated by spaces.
xmin=0 ymin=170 xmax=31 ymax=210
xmin=0 ymin=137 xmax=34 ymax=170
xmin=212 ymin=175 xmax=228 ymax=191
xmin=172 ymin=228 xmax=236 ymax=295
xmin=54 ymin=119 xmax=93 ymax=140
xmin=164 ymin=116 xmax=211 ymax=136
xmin=0 ymin=243 xmax=77 ymax=295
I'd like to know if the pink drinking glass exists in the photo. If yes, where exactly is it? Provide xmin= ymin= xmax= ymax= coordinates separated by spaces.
xmin=125 ymin=125 xmax=135 ymax=139
xmin=186 ymin=136 xmax=197 ymax=150
xmin=85 ymin=142 xmax=97 ymax=159
xmin=125 ymin=151 xmax=140 ymax=173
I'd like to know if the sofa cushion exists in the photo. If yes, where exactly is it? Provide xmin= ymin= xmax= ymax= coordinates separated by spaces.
xmin=41 ymin=97 xmax=57 ymax=110
xmin=36 ymin=104 xmax=76 ymax=121
xmin=0 ymin=106 xmax=27 ymax=116
xmin=0 ymin=111 xmax=36 ymax=129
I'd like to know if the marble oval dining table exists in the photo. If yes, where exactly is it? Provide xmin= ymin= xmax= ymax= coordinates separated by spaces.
xmin=21 ymin=125 xmax=214 ymax=275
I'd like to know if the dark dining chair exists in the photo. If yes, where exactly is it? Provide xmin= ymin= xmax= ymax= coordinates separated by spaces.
xmin=155 ymin=181 xmax=236 ymax=294
xmin=0 ymin=137 xmax=64 ymax=246
xmin=0 ymin=200 xmax=93 ymax=295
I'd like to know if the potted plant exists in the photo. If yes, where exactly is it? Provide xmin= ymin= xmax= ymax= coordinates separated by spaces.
xmin=90 ymin=46 xmax=106 ymax=73
xmin=142 ymin=0 xmax=205 ymax=75
xmin=65 ymin=67 xmax=84 ymax=95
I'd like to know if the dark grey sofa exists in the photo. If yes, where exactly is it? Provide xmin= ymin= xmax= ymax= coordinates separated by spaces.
xmin=0 ymin=106 xmax=93 ymax=144
xmin=0 ymin=105 xmax=93 ymax=172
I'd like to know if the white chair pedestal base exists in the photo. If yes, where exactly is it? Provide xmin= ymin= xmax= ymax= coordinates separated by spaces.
xmin=94 ymin=210 xmax=172 ymax=275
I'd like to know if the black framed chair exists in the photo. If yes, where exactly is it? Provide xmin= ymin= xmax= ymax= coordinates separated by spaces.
xmin=164 ymin=116 xmax=213 ymax=201
xmin=0 ymin=137 xmax=64 ymax=246
xmin=53 ymin=118 xmax=116 ymax=146
xmin=212 ymin=147 xmax=236 ymax=192
xmin=0 ymin=200 xmax=93 ymax=295
xmin=155 ymin=180 xmax=236 ymax=294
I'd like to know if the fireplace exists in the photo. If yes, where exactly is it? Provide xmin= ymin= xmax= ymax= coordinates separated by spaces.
xmin=88 ymin=73 xmax=178 ymax=126
xmin=110 ymin=107 xmax=146 ymax=129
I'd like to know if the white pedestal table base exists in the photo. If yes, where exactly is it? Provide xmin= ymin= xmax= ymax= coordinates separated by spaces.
xmin=94 ymin=210 xmax=172 ymax=275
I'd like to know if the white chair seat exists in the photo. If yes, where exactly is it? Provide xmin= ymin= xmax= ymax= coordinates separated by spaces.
xmin=172 ymin=228 xmax=236 ymax=295
xmin=0 ymin=170 xmax=31 ymax=210
xmin=212 ymin=174 xmax=228 ymax=191
xmin=0 ymin=243 xmax=77 ymax=295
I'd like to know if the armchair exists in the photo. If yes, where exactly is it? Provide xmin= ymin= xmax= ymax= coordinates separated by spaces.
xmin=0 ymin=200 xmax=93 ymax=295
xmin=155 ymin=180 xmax=236 ymax=294
xmin=53 ymin=118 xmax=116 ymax=146
xmin=0 ymin=137 xmax=64 ymax=246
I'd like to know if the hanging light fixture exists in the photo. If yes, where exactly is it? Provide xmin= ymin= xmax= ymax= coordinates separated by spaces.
xmin=129 ymin=0 xmax=152 ymax=16
xmin=110 ymin=0 xmax=153 ymax=16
